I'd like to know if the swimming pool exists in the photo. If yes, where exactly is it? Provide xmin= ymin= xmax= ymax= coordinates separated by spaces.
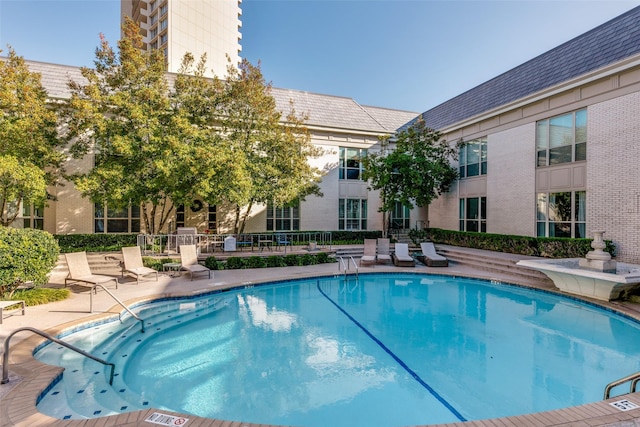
xmin=35 ymin=273 xmax=640 ymax=426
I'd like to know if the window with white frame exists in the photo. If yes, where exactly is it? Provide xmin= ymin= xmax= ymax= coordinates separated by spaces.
xmin=267 ymin=200 xmax=300 ymax=231
xmin=95 ymin=203 xmax=140 ymax=233
xmin=390 ymin=202 xmax=410 ymax=230
xmin=339 ymin=198 xmax=367 ymax=230
xmin=536 ymin=109 xmax=586 ymax=167
xmin=459 ymin=197 xmax=486 ymax=232
xmin=459 ymin=138 xmax=487 ymax=178
xmin=22 ymin=204 xmax=44 ymax=230
xmin=207 ymin=204 xmax=217 ymax=233
xmin=339 ymin=147 xmax=366 ymax=180
xmin=536 ymin=191 xmax=585 ymax=238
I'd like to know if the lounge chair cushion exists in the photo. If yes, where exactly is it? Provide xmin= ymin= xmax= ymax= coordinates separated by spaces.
xmin=419 ymin=242 xmax=449 ymax=267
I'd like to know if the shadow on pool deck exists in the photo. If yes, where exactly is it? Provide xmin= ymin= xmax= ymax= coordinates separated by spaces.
xmin=2 ymin=246 xmax=640 ymax=427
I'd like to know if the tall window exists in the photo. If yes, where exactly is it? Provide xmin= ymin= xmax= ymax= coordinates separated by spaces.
xmin=207 ymin=205 xmax=217 ymax=233
xmin=160 ymin=33 xmax=168 ymax=46
xmin=390 ymin=202 xmax=410 ymax=230
xmin=22 ymin=204 xmax=44 ymax=230
xmin=339 ymin=147 xmax=366 ymax=180
xmin=459 ymin=197 xmax=486 ymax=232
xmin=267 ymin=201 xmax=300 ymax=231
xmin=160 ymin=18 xmax=167 ymax=31
xmin=175 ymin=204 xmax=185 ymax=229
xmin=339 ymin=198 xmax=367 ymax=230
xmin=160 ymin=3 xmax=168 ymax=16
xmin=537 ymin=191 xmax=586 ymax=238
xmin=95 ymin=203 xmax=140 ymax=233
xmin=536 ymin=109 xmax=586 ymax=167
xmin=459 ymin=138 xmax=487 ymax=178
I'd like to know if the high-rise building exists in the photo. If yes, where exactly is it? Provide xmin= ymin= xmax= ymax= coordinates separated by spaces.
xmin=121 ymin=0 xmax=242 ymax=78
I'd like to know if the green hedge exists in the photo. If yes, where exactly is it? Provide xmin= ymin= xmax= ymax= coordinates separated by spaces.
xmin=203 ymin=252 xmax=336 ymax=270
xmin=0 ymin=227 xmax=60 ymax=298
xmin=409 ymin=228 xmax=616 ymax=258
xmin=55 ymin=233 xmax=138 ymax=253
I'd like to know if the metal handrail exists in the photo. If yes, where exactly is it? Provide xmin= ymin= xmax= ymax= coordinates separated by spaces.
xmin=338 ymin=256 xmax=348 ymax=276
xmin=348 ymin=256 xmax=359 ymax=278
xmin=92 ymin=284 xmax=145 ymax=333
xmin=2 ymin=326 xmax=115 ymax=385
xmin=604 ymin=371 xmax=640 ymax=399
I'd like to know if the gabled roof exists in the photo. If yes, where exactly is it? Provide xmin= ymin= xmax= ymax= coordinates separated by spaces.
xmin=270 ymin=87 xmax=417 ymax=133
xmin=14 ymin=59 xmax=417 ymax=136
xmin=420 ymin=6 xmax=640 ymax=131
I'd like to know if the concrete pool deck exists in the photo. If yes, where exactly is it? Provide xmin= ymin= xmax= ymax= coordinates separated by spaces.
xmin=2 ymin=247 xmax=640 ymax=427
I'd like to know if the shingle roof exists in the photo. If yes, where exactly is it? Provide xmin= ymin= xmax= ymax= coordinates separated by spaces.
xmin=11 ymin=59 xmax=417 ymax=135
xmin=270 ymin=87 xmax=417 ymax=133
xmin=419 ymin=6 xmax=640 ymax=131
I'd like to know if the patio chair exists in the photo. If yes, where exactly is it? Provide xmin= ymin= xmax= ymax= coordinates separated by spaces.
xmin=376 ymin=238 xmax=392 ymax=264
xmin=360 ymin=239 xmax=377 ymax=266
xmin=121 ymin=246 xmax=159 ymax=284
xmin=392 ymin=243 xmax=415 ymax=267
xmin=0 ymin=300 xmax=25 ymax=324
xmin=179 ymin=245 xmax=212 ymax=280
xmin=64 ymin=252 xmax=119 ymax=290
xmin=418 ymin=242 xmax=449 ymax=267
xmin=275 ymin=233 xmax=291 ymax=250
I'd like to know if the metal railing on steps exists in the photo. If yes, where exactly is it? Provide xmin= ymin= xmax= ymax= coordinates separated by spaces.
xmin=89 ymin=284 xmax=145 ymax=333
xmin=2 ymin=326 xmax=115 ymax=385
xmin=338 ymin=256 xmax=358 ymax=278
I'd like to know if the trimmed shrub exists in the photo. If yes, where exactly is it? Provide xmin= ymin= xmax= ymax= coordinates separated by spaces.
xmin=315 ymin=252 xmax=334 ymax=264
xmin=409 ymin=228 xmax=616 ymax=258
xmin=266 ymin=255 xmax=287 ymax=268
xmin=204 ymin=256 xmax=225 ymax=270
xmin=300 ymin=253 xmax=319 ymax=265
xmin=283 ymin=254 xmax=301 ymax=266
xmin=0 ymin=227 xmax=60 ymax=298
xmin=245 ymin=256 xmax=267 ymax=269
xmin=55 ymin=233 xmax=138 ymax=253
xmin=225 ymin=257 xmax=246 ymax=269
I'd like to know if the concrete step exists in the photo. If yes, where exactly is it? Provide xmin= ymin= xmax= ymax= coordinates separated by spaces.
xmin=435 ymin=245 xmax=555 ymax=289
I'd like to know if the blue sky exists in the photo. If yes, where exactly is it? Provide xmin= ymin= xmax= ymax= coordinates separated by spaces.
xmin=1 ymin=1 xmax=639 ymax=113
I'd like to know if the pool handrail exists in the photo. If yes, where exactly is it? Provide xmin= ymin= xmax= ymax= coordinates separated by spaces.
xmin=1 ymin=326 xmax=115 ymax=385
xmin=604 ymin=370 xmax=640 ymax=399
xmin=92 ymin=284 xmax=145 ymax=333
xmin=337 ymin=256 xmax=358 ymax=278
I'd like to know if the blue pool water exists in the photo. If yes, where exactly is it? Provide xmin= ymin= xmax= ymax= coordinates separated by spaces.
xmin=36 ymin=273 xmax=640 ymax=426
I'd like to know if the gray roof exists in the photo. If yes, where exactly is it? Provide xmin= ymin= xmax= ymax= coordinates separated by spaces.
xmin=13 ymin=59 xmax=417 ymax=135
xmin=420 ymin=6 xmax=640 ymax=131
xmin=270 ymin=87 xmax=417 ymax=133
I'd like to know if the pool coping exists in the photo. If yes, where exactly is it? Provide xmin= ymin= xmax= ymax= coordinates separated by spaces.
xmin=4 ymin=262 xmax=640 ymax=427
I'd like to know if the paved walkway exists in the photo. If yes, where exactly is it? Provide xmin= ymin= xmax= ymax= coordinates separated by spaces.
xmin=2 ymin=248 xmax=640 ymax=427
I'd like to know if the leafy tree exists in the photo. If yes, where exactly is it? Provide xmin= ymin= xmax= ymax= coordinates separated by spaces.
xmin=216 ymin=59 xmax=323 ymax=233
xmin=362 ymin=118 xmax=458 ymax=233
xmin=0 ymin=47 xmax=63 ymax=224
xmin=0 ymin=155 xmax=47 ymax=226
xmin=62 ymin=18 xmax=232 ymax=234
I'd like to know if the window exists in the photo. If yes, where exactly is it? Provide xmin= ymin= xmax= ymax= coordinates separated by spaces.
xmin=459 ymin=138 xmax=487 ymax=178
xmin=95 ymin=203 xmax=140 ymax=233
xmin=160 ymin=18 xmax=167 ymax=31
xmin=207 ymin=205 xmax=217 ymax=233
xmin=390 ymin=202 xmax=410 ymax=230
xmin=266 ymin=201 xmax=300 ymax=231
xmin=160 ymin=33 xmax=168 ymax=45
xmin=149 ymin=13 xmax=157 ymax=25
xmin=22 ymin=204 xmax=44 ymax=230
xmin=150 ymin=27 xmax=158 ymax=39
xmin=339 ymin=198 xmax=367 ymax=230
xmin=175 ymin=204 xmax=185 ymax=229
xmin=339 ymin=147 xmax=366 ymax=180
xmin=149 ymin=1 xmax=156 ymax=12
xmin=537 ymin=191 xmax=586 ymax=238
xmin=459 ymin=197 xmax=486 ymax=232
xmin=160 ymin=3 xmax=167 ymax=16
xmin=536 ymin=109 xmax=586 ymax=167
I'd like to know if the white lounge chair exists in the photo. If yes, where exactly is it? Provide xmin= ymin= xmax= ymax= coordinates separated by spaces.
xmin=392 ymin=243 xmax=415 ymax=267
xmin=122 ymin=246 xmax=159 ymax=284
xmin=64 ymin=252 xmax=119 ymax=289
xmin=376 ymin=238 xmax=392 ymax=264
xmin=418 ymin=242 xmax=449 ymax=267
xmin=360 ymin=239 xmax=377 ymax=266
xmin=179 ymin=245 xmax=212 ymax=280
xmin=0 ymin=300 xmax=25 ymax=324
